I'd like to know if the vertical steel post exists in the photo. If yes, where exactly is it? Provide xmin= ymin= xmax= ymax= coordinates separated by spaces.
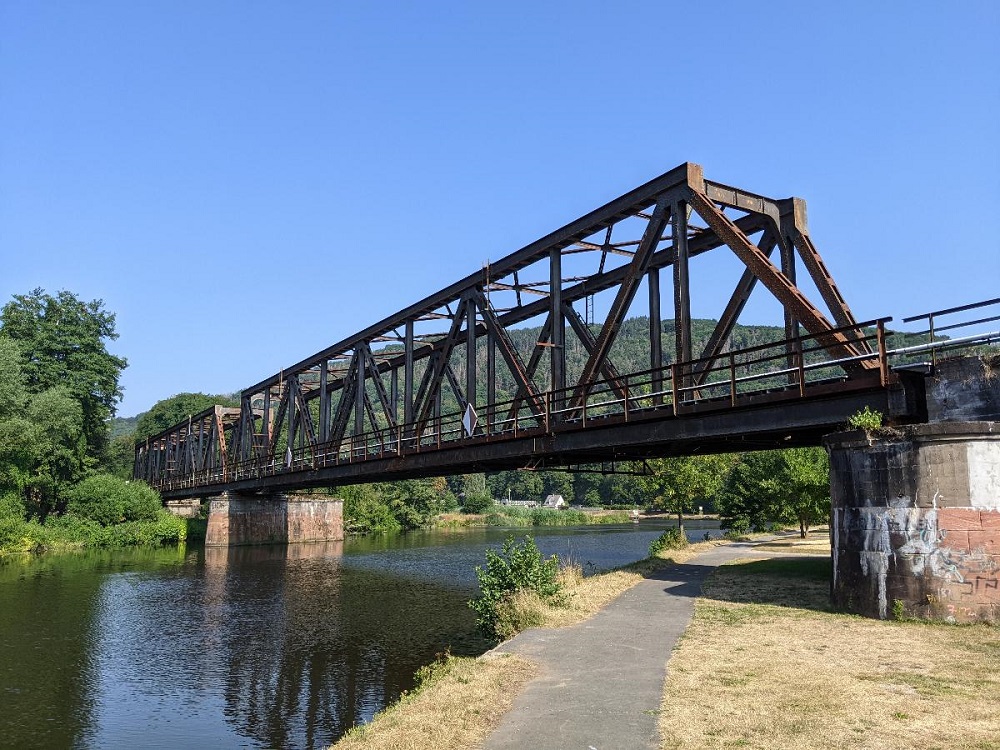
xmin=319 ymin=361 xmax=329 ymax=442
xmin=672 ymin=201 xmax=692 ymax=379
xmin=486 ymin=331 xmax=495 ymax=433
xmin=877 ymin=320 xmax=889 ymax=386
xmin=404 ymin=320 xmax=414 ymax=426
xmin=648 ymin=267 xmax=662 ymax=405
xmin=354 ymin=348 xmax=365 ymax=437
xmin=779 ymin=227 xmax=798 ymax=383
xmin=391 ymin=366 xmax=398 ymax=424
xmin=261 ymin=387 xmax=270 ymax=461
xmin=286 ymin=378 xmax=295 ymax=464
xmin=466 ymin=293 xmax=477 ymax=410
xmin=550 ymin=247 xmax=565 ymax=417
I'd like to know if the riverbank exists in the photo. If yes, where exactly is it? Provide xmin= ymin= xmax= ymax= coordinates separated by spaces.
xmin=435 ymin=506 xmax=636 ymax=528
xmin=331 ymin=535 xmax=1000 ymax=749
xmin=0 ymin=512 xmax=200 ymax=556
xmin=332 ymin=539 xmax=723 ymax=748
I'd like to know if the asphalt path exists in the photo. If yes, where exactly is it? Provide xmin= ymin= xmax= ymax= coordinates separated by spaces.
xmin=482 ymin=542 xmax=777 ymax=750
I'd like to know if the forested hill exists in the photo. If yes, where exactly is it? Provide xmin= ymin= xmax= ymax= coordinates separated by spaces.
xmin=114 ymin=317 xmax=788 ymax=423
xmin=456 ymin=316 xmax=787 ymax=408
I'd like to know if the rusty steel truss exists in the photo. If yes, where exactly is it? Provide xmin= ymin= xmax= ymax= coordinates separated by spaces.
xmin=136 ymin=162 xmax=890 ymax=496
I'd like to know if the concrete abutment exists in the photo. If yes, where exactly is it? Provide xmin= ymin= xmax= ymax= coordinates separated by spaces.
xmin=827 ymin=422 xmax=999 ymax=623
xmin=205 ymin=492 xmax=344 ymax=547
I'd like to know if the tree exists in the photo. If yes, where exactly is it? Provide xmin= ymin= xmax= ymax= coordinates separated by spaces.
xmin=781 ymin=448 xmax=830 ymax=537
xmin=641 ymin=454 xmax=734 ymax=531
xmin=717 ymin=448 xmax=830 ymax=537
xmin=0 ymin=337 xmax=27 ymax=420
xmin=134 ymin=392 xmax=239 ymax=441
xmin=24 ymin=387 xmax=88 ymax=518
xmin=103 ymin=432 xmax=138 ymax=480
xmin=1 ymin=289 xmax=126 ymax=462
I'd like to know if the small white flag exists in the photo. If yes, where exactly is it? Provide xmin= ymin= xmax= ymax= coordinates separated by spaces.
xmin=285 ymin=447 xmax=293 ymax=467
xmin=462 ymin=403 xmax=478 ymax=437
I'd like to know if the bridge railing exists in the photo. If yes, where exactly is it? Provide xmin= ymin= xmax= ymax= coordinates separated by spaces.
xmin=889 ymin=297 xmax=1000 ymax=367
xmin=147 ymin=317 xmax=897 ymax=493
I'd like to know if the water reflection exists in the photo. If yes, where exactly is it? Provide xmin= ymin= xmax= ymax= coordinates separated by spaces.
xmin=77 ymin=540 xmax=488 ymax=749
xmin=0 ymin=521 xmax=717 ymax=749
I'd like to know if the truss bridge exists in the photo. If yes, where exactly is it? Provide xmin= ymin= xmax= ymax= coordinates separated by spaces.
xmin=135 ymin=163 xmax=996 ymax=500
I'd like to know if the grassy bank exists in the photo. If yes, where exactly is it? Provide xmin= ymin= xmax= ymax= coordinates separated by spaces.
xmin=658 ymin=548 xmax=1000 ymax=749
xmin=0 ymin=513 xmax=193 ymax=555
xmin=436 ymin=506 xmax=634 ymax=528
xmin=331 ymin=540 xmax=721 ymax=749
xmin=333 ymin=653 xmax=536 ymax=750
xmin=331 ymin=536 xmax=1000 ymax=750
xmin=0 ymin=475 xmax=202 ymax=556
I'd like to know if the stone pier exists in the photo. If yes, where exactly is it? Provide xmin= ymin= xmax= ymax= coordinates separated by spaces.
xmin=164 ymin=498 xmax=201 ymax=518
xmin=205 ymin=492 xmax=344 ymax=547
xmin=827 ymin=423 xmax=999 ymax=622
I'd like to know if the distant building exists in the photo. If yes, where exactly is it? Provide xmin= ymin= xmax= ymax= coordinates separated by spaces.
xmin=542 ymin=494 xmax=567 ymax=509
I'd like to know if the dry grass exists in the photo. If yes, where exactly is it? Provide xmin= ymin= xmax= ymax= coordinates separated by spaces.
xmin=750 ymin=532 xmax=831 ymax=556
xmin=532 ymin=540 xmax=727 ymax=629
xmin=332 ymin=653 xmax=536 ymax=750
xmin=330 ymin=540 xmax=728 ymax=749
xmin=659 ymin=555 xmax=1000 ymax=750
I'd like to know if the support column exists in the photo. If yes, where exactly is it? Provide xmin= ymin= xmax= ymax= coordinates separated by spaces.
xmin=205 ymin=492 xmax=344 ymax=546
xmin=826 ymin=422 xmax=999 ymax=623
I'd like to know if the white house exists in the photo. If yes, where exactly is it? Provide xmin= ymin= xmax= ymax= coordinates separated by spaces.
xmin=542 ymin=494 xmax=567 ymax=509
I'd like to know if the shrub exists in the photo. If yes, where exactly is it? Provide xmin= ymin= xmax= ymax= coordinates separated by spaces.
xmin=848 ymin=406 xmax=883 ymax=431
xmin=469 ymin=535 xmax=562 ymax=641
xmin=65 ymin=474 xmax=161 ymax=526
xmin=461 ymin=489 xmax=494 ymax=514
xmin=0 ymin=491 xmax=26 ymax=520
xmin=648 ymin=527 xmax=688 ymax=556
xmin=0 ymin=517 xmax=52 ymax=554
xmin=490 ymin=589 xmax=548 ymax=640
xmin=87 ymin=515 xmax=187 ymax=547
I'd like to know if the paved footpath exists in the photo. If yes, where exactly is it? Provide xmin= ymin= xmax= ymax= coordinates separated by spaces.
xmin=482 ymin=542 xmax=776 ymax=750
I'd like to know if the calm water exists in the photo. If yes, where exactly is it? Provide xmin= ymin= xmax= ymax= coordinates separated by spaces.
xmin=0 ymin=521 xmax=719 ymax=749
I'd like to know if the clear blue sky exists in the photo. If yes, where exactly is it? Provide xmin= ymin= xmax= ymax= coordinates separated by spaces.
xmin=2 ymin=1 xmax=998 ymax=417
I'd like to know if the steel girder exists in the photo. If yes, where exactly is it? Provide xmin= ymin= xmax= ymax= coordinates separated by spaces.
xmin=135 ymin=162 xmax=869 ymax=490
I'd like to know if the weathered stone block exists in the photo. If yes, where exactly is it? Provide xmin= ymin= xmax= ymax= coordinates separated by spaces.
xmin=826 ymin=421 xmax=999 ymax=623
xmin=205 ymin=492 xmax=344 ymax=546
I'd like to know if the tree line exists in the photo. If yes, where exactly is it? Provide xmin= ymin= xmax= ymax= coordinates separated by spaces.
xmin=0 ymin=289 xmax=187 ymax=553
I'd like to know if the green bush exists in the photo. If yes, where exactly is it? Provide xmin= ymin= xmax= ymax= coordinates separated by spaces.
xmin=848 ymin=406 xmax=883 ymax=431
xmin=648 ymin=527 xmax=688 ymax=556
xmin=87 ymin=515 xmax=187 ymax=547
xmin=468 ymin=535 xmax=562 ymax=641
xmin=65 ymin=474 xmax=161 ymax=526
xmin=0 ymin=517 xmax=52 ymax=554
xmin=0 ymin=491 xmax=26 ymax=520
xmin=461 ymin=489 xmax=494 ymax=514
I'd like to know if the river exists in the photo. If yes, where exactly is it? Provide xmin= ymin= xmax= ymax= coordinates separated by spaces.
xmin=0 ymin=520 xmax=720 ymax=749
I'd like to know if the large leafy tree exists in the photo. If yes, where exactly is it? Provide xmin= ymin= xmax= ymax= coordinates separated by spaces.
xmin=0 ymin=289 xmax=126 ymax=462
xmin=641 ymin=454 xmax=735 ymax=531
xmin=0 ymin=337 xmax=88 ymax=518
xmin=717 ymin=448 xmax=830 ymax=537
xmin=134 ymin=392 xmax=239 ymax=441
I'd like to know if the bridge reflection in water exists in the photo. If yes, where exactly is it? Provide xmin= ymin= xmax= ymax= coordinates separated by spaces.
xmin=134 ymin=162 xmax=999 ymax=498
